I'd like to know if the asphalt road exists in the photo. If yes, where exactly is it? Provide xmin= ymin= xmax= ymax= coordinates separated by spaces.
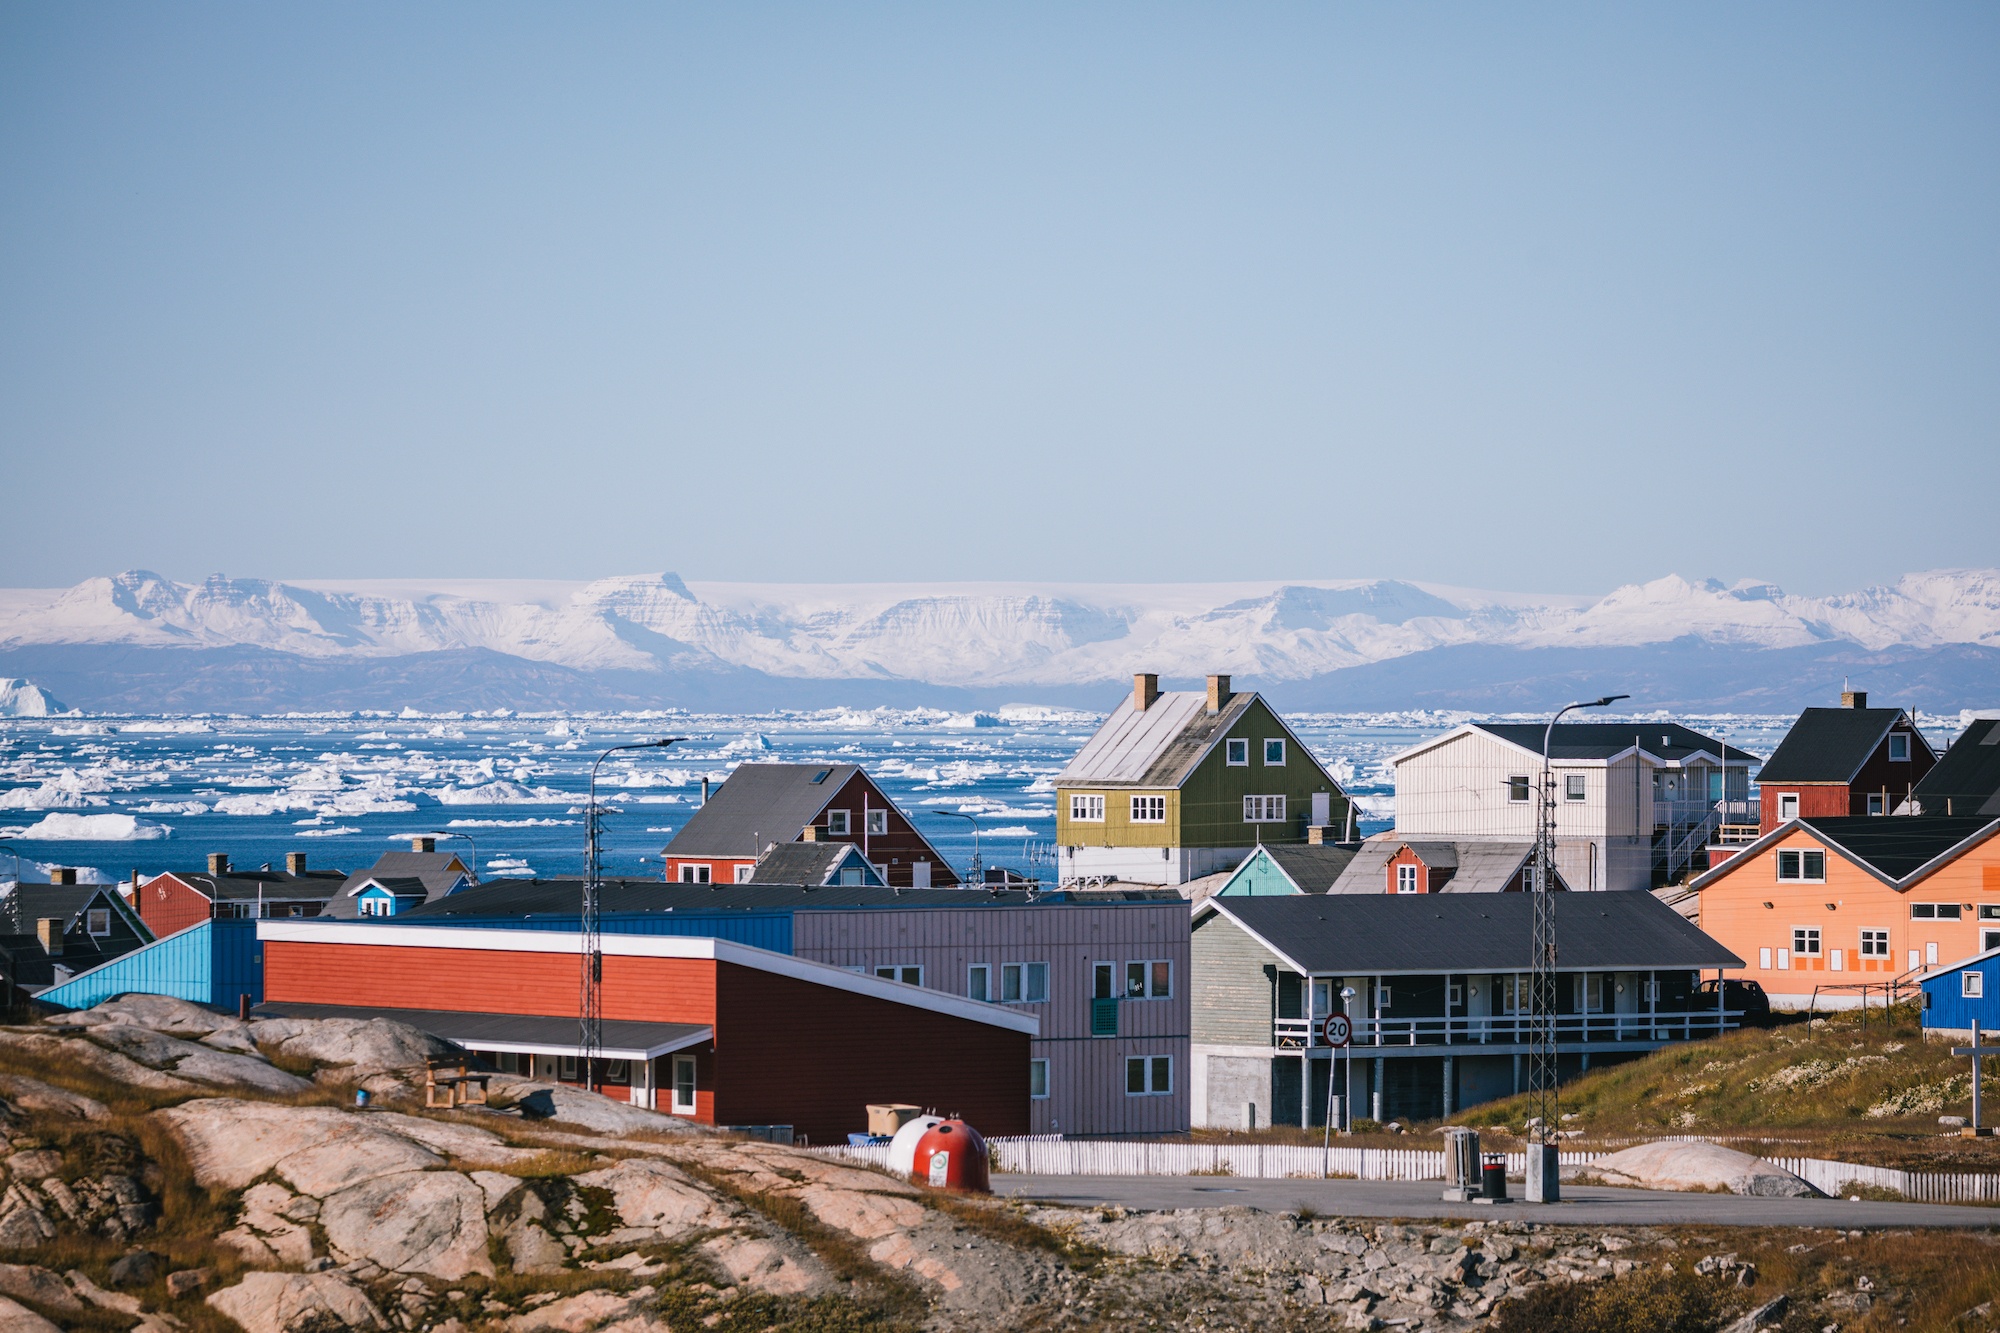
xmin=994 ymin=1173 xmax=2000 ymax=1230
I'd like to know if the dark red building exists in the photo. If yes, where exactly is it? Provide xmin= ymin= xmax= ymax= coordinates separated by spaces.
xmin=138 ymin=853 xmax=348 ymax=938
xmin=256 ymin=920 xmax=1032 ymax=1142
xmin=1756 ymin=690 xmax=1940 ymax=835
xmin=662 ymin=763 xmax=960 ymax=888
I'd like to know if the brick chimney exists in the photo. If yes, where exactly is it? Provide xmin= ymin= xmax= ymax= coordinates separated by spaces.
xmin=208 ymin=853 xmax=230 ymax=875
xmin=36 ymin=919 xmax=62 ymax=955
xmin=412 ymin=836 xmax=436 ymax=854
xmin=49 ymin=867 xmax=77 ymax=886
xmin=1133 ymin=673 xmax=1160 ymax=713
xmin=286 ymin=852 xmax=308 ymax=875
xmin=1842 ymin=689 xmax=1868 ymax=709
xmin=1207 ymin=674 xmax=1232 ymax=713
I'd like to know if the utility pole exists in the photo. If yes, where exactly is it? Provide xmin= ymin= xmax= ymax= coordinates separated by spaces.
xmin=1528 ymin=694 xmax=1627 ymax=1202
xmin=582 ymin=738 xmax=686 ymax=1092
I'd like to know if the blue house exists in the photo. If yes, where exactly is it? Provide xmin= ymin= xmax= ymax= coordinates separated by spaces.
xmin=1216 ymin=844 xmax=1361 ymax=896
xmin=1921 ymin=947 xmax=2000 ymax=1035
xmin=37 ymin=919 xmax=265 ymax=1012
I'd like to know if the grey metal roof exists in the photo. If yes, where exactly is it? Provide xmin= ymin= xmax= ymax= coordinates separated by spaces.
xmin=1202 ymin=891 xmax=1741 ymax=974
xmin=253 ymin=1002 xmax=709 ymax=1059
xmin=360 ymin=876 xmax=430 ymax=896
xmin=1471 ymin=722 xmax=1754 ymax=765
xmin=174 ymin=870 xmax=348 ymax=904
xmin=1259 ymin=844 xmax=1361 ymax=892
xmin=747 ymin=842 xmax=883 ymax=887
xmin=327 ymin=853 xmax=474 ymax=919
xmin=662 ymin=763 xmax=858 ymax=856
xmin=0 ymin=885 xmax=117 ymax=932
xmin=1325 ymin=840 xmax=1547 ymax=895
xmin=1057 ymin=690 xmax=1261 ymax=787
xmin=397 ymin=877 xmax=1181 ymax=920
xmin=1757 ymin=707 xmax=1916 ymax=784
xmin=1913 ymin=719 xmax=2000 ymax=817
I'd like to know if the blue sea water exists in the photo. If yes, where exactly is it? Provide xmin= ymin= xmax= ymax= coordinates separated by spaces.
xmin=0 ymin=708 xmax=1913 ymax=888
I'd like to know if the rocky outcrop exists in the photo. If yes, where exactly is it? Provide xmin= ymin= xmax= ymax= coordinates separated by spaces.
xmin=1583 ymin=1141 xmax=1820 ymax=1198
xmin=318 ymin=1170 xmax=495 ymax=1280
xmin=207 ymin=1270 xmax=386 ymax=1333
xmin=247 ymin=1015 xmax=452 ymax=1080
xmin=486 ymin=1076 xmax=703 ymax=1134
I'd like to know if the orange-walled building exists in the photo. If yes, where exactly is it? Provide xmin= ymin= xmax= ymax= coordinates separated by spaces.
xmin=1691 ymin=815 xmax=2000 ymax=1007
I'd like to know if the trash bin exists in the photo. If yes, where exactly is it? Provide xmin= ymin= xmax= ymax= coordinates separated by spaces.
xmin=1481 ymin=1154 xmax=1509 ymax=1202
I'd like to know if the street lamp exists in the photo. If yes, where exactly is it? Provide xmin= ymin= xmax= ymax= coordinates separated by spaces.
xmin=580 ymin=738 xmax=687 ymax=1092
xmin=421 ymin=830 xmax=477 ymax=882
xmin=1526 ymin=693 xmax=1628 ymax=1204
xmin=930 ymin=812 xmax=983 ymax=889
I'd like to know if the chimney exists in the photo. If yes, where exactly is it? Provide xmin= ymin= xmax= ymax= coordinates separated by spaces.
xmin=801 ymin=824 xmax=819 ymax=842
xmin=1842 ymin=689 xmax=1868 ymax=710
xmin=36 ymin=919 xmax=62 ymax=955
xmin=1307 ymin=825 xmax=1327 ymax=846
xmin=412 ymin=836 xmax=436 ymax=854
xmin=208 ymin=853 xmax=230 ymax=876
xmin=49 ymin=867 xmax=77 ymax=886
xmin=286 ymin=852 xmax=308 ymax=876
xmin=1133 ymin=673 xmax=1160 ymax=713
xmin=1206 ymin=674 xmax=1232 ymax=713
xmin=700 ymin=776 xmax=711 ymax=807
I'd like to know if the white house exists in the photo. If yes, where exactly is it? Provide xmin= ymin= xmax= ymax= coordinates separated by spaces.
xmin=1391 ymin=722 xmax=1758 ymax=891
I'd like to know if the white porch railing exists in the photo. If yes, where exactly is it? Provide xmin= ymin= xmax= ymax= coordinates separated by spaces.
xmin=1272 ymin=1008 xmax=1743 ymax=1049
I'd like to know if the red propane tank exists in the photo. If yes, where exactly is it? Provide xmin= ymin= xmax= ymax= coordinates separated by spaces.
xmin=909 ymin=1119 xmax=990 ymax=1193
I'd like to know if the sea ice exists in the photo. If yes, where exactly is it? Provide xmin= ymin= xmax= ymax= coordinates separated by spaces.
xmin=9 ymin=812 xmax=171 ymax=840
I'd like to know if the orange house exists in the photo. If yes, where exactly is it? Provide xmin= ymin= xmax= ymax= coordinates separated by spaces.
xmin=1690 ymin=815 xmax=2000 ymax=1007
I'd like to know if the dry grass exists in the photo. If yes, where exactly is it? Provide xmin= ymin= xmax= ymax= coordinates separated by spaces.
xmin=915 ymin=1188 xmax=1107 ymax=1271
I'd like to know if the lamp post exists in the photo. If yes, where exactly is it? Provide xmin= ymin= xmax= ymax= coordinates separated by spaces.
xmin=581 ymin=738 xmax=687 ymax=1092
xmin=421 ymin=830 xmax=477 ymax=883
xmin=930 ymin=811 xmax=983 ymax=888
xmin=1526 ymin=694 xmax=1628 ymax=1203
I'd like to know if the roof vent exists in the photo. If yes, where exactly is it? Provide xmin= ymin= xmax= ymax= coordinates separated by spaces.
xmin=208 ymin=853 xmax=230 ymax=875
xmin=1133 ymin=673 xmax=1160 ymax=713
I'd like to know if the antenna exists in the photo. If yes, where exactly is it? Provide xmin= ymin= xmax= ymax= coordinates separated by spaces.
xmin=582 ymin=738 xmax=686 ymax=1092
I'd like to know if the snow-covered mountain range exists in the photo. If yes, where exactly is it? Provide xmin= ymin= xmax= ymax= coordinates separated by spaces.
xmin=0 ymin=568 xmax=1996 ymax=712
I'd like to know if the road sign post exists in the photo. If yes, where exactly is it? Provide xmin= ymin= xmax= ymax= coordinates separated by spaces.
xmin=1321 ymin=1013 xmax=1353 ymax=1176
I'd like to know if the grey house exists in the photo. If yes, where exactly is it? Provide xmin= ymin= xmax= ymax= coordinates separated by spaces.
xmin=1189 ymin=893 xmax=1743 ymax=1128
xmin=323 ymin=839 xmax=475 ymax=919
xmin=0 ymin=880 xmax=154 ymax=989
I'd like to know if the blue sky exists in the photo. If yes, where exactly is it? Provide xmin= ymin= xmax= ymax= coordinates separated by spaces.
xmin=2 ymin=3 xmax=1995 ymax=595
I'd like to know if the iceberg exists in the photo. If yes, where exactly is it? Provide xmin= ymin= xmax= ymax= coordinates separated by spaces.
xmin=0 ymin=678 xmax=68 ymax=717
xmin=10 ymin=812 xmax=171 ymax=841
xmin=432 ymin=781 xmax=571 ymax=805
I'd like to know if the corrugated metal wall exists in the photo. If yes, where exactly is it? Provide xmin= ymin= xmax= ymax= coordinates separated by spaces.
xmin=37 ymin=919 xmax=262 ymax=1011
xmin=396 ymin=912 xmax=793 ymax=953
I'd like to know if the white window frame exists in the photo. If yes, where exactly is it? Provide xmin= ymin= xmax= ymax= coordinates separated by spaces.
xmin=1263 ymin=738 xmax=1286 ymax=767
xmin=1776 ymin=849 xmax=1826 ymax=882
xmin=967 ymin=964 xmax=991 ymax=1003
xmin=874 ymin=964 xmax=922 ymax=986
xmin=866 ymin=808 xmax=889 ymax=836
xmin=1126 ymin=1055 xmax=1172 ymax=1096
xmin=1967 ymin=971 xmax=1986 ymax=999
xmin=1506 ymin=775 xmax=1531 ymax=803
xmin=1243 ymin=795 xmax=1286 ymax=824
xmin=1777 ymin=793 xmax=1800 ymax=821
xmin=671 ymin=1054 xmax=697 ymax=1113
xmin=1792 ymin=926 xmax=1822 ymax=957
xmin=1866 ymin=793 xmax=1886 ymax=816
xmin=1001 ymin=961 xmax=1048 ymax=1004
xmin=1888 ymin=732 xmax=1911 ymax=762
xmin=678 ymin=863 xmax=711 ymax=884
xmin=733 ymin=863 xmax=753 ymax=883
xmin=86 ymin=908 xmax=111 ymax=937
xmin=1564 ymin=774 xmax=1587 ymax=802
xmin=1029 ymin=1058 xmax=1049 ymax=1099
xmin=1124 ymin=959 xmax=1172 ymax=999
xmin=825 ymin=809 xmax=851 ymax=836
xmin=1859 ymin=929 xmax=1889 ymax=959
xmin=1225 ymin=738 xmax=1249 ymax=766
xmin=1069 ymin=794 xmax=1105 ymax=823
xmin=1130 ymin=795 xmax=1166 ymax=823
xmin=1395 ymin=864 xmax=1420 ymax=894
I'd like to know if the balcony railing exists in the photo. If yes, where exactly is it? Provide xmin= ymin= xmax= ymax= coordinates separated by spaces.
xmin=1272 ymin=1009 xmax=1742 ymax=1049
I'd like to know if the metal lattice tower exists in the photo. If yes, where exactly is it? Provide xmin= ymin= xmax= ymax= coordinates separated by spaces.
xmin=1527 ymin=769 xmax=1561 ymax=1142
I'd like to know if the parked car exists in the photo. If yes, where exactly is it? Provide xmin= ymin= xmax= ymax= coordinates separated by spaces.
xmin=1694 ymin=978 xmax=1772 ymax=1026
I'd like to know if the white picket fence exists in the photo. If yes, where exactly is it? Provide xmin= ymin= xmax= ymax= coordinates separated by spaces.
xmin=819 ymin=1137 xmax=2000 ymax=1203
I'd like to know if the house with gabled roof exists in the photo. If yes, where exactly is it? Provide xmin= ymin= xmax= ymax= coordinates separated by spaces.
xmin=1214 ymin=844 xmax=1362 ymax=898
xmin=1392 ymin=720 xmax=1757 ymax=891
xmin=1055 ymin=674 xmax=1353 ymax=888
xmin=139 ymin=852 xmax=351 ymax=937
xmin=1755 ymin=688 xmax=1938 ymax=833
xmin=662 ymin=764 xmax=958 ymax=889
xmin=744 ymin=842 xmax=886 ymax=888
xmin=323 ymin=838 xmax=475 ymax=920
xmin=1688 ymin=813 xmax=2000 ymax=1007
xmin=1911 ymin=715 xmax=2000 ymax=819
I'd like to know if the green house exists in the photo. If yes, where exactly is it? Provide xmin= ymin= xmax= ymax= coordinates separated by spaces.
xmin=1055 ymin=674 xmax=1353 ymax=887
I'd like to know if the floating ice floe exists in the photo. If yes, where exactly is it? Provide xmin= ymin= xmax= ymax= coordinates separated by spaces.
xmin=128 ymin=800 xmax=210 ymax=815
xmin=984 ymin=825 xmax=1036 ymax=838
xmin=0 ymin=767 xmax=119 ymax=810
xmin=444 ymin=817 xmax=576 ymax=828
xmin=716 ymin=733 xmax=773 ymax=757
xmin=118 ymin=719 xmax=213 ymax=733
xmin=431 ymin=781 xmax=570 ymax=805
xmin=296 ymin=826 xmax=361 ymax=837
xmin=941 ymin=712 xmax=1003 ymax=729
xmin=9 ymin=812 xmax=171 ymax=840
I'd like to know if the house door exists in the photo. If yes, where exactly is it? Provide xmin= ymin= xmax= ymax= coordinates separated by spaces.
xmin=911 ymin=861 xmax=931 ymax=889
xmin=1094 ymin=963 xmax=1115 ymax=1000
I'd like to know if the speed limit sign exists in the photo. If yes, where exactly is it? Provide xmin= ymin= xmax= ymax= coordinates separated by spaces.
xmin=1321 ymin=1013 xmax=1352 ymax=1048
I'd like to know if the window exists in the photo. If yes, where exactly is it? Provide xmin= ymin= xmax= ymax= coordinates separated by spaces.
xmin=1506 ymin=776 xmax=1531 ymax=803
xmin=1777 ymin=793 xmax=1800 ymax=821
xmin=1776 ymin=850 xmax=1826 ymax=882
xmin=1577 ymin=974 xmax=1604 ymax=1012
xmin=672 ymin=1055 xmax=697 ymax=1113
xmin=1377 ymin=983 xmax=1393 ymax=1009
xmin=1243 ymin=795 xmax=1286 ymax=823
xmin=604 ymin=1060 xmax=631 ymax=1084
xmin=1001 ymin=962 xmax=1048 ymax=1003
xmin=1226 ymin=738 xmax=1249 ymax=766
xmin=1981 ymin=906 xmax=2000 ymax=921
xmin=1912 ymin=903 xmax=1964 ymax=920
xmin=1125 ymin=960 xmax=1171 ymax=999
xmin=1130 ymin=795 xmax=1166 ymax=823
xmin=1564 ymin=775 xmax=1587 ymax=802
xmin=1966 ymin=971 xmax=1985 ymax=999
xmin=867 ymin=809 xmax=888 ymax=836
xmin=1094 ymin=962 xmax=1115 ymax=999
xmin=1759 ymin=947 xmax=1773 ymax=969
xmin=559 ymin=1055 xmax=580 ymax=1082
xmin=678 ymin=863 xmax=711 ymax=884
xmin=1793 ymin=927 xmax=1822 ymax=956
xmin=825 ymin=810 xmax=851 ymax=836
xmin=85 ymin=908 xmax=111 ymax=937
xmin=358 ymin=896 xmax=393 ymax=917
xmin=1070 ymin=794 xmax=1105 ymax=822
xmin=1888 ymin=732 xmax=1911 ymax=762
xmin=1263 ymin=739 xmax=1286 ymax=766
xmin=1867 ymin=794 xmax=1886 ymax=816
xmin=1860 ymin=929 xmax=1890 ymax=958
xmin=1029 ymin=1059 xmax=1049 ymax=1099
xmin=1395 ymin=864 xmax=1420 ymax=894
xmin=1126 ymin=1055 xmax=1172 ymax=1095
xmin=733 ymin=863 xmax=753 ymax=884
xmin=1447 ymin=981 xmax=1463 ymax=1006
xmin=874 ymin=965 xmax=922 ymax=986
xmin=967 ymin=964 xmax=991 ymax=1003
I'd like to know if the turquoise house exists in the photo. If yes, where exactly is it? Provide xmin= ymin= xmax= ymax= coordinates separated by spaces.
xmin=1216 ymin=844 xmax=1361 ymax=897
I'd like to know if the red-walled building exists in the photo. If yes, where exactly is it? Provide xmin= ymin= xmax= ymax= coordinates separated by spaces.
xmin=254 ymin=921 xmax=1034 ymax=1142
xmin=662 ymin=763 xmax=960 ymax=888
xmin=1754 ymin=690 xmax=1940 ymax=835
xmin=139 ymin=853 xmax=349 ymax=938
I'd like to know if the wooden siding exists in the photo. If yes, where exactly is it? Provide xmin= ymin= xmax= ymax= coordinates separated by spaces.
xmin=806 ymin=771 xmax=960 ymax=887
xmin=1054 ymin=786 xmax=1184 ymax=851
xmin=792 ymin=902 xmax=1190 ymax=1136
xmin=138 ymin=874 xmax=213 ymax=939
xmin=1191 ymin=910 xmax=1282 ymax=1046
xmin=1757 ymin=783 xmax=1854 ymax=835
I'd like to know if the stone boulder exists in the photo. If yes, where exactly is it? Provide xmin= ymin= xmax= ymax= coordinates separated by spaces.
xmin=489 ymin=1078 xmax=705 ymax=1135
xmin=208 ymin=1270 xmax=385 ymax=1333
xmin=84 ymin=1023 xmax=313 ymax=1095
xmin=1584 ymin=1142 xmax=1820 ymax=1197
xmin=53 ymin=994 xmax=240 ymax=1038
xmin=0 ymin=1266 xmax=79 ymax=1315
xmin=318 ymin=1170 xmax=494 ymax=1280
xmin=501 ymin=1286 xmax=656 ymax=1332
xmin=157 ymin=1100 xmax=446 ymax=1195
xmin=0 ymin=1032 xmax=196 ymax=1093
xmin=573 ymin=1159 xmax=736 ymax=1238
xmin=0 ymin=1295 xmax=61 ymax=1333
xmin=0 ymin=1075 xmax=108 ymax=1122
xmin=247 ymin=1016 xmax=452 ymax=1079
xmin=699 ymin=1234 xmax=821 ymax=1296
xmin=219 ymin=1182 xmax=316 ymax=1266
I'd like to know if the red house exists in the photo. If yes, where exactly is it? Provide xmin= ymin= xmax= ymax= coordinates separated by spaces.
xmin=1755 ymin=690 xmax=1940 ymax=835
xmin=255 ymin=921 xmax=1033 ymax=1142
xmin=662 ymin=764 xmax=960 ymax=889
xmin=138 ymin=853 xmax=349 ymax=938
